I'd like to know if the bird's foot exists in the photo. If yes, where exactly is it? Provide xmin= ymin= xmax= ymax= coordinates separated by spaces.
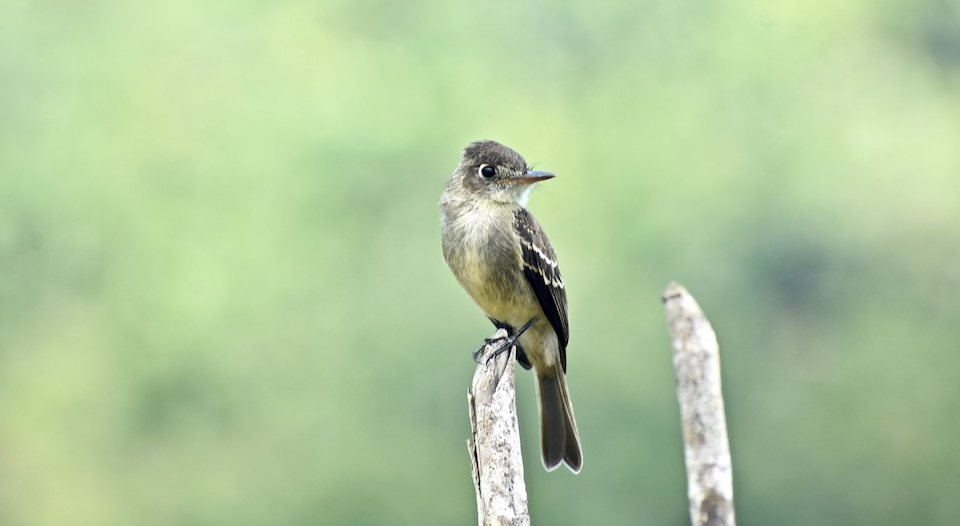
xmin=472 ymin=318 xmax=537 ymax=364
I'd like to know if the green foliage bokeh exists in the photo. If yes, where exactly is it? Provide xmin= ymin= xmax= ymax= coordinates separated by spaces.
xmin=2 ymin=1 xmax=960 ymax=524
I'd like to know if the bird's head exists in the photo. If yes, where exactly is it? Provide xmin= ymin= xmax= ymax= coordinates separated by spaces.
xmin=448 ymin=140 xmax=554 ymax=207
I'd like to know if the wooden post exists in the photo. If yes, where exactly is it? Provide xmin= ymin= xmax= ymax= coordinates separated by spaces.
xmin=662 ymin=283 xmax=736 ymax=526
xmin=467 ymin=329 xmax=530 ymax=526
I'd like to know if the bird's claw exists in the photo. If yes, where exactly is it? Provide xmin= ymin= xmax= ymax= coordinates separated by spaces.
xmin=473 ymin=336 xmax=511 ymax=364
xmin=472 ymin=318 xmax=537 ymax=365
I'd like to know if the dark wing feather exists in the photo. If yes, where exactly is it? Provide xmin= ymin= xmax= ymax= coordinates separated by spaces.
xmin=514 ymin=209 xmax=570 ymax=371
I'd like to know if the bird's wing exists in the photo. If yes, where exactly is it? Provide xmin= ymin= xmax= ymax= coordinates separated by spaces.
xmin=514 ymin=208 xmax=570 ymax=371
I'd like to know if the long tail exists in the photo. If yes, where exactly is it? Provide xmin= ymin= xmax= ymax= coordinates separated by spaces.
xmin=536 ymin=365 xmax=582 ymax=473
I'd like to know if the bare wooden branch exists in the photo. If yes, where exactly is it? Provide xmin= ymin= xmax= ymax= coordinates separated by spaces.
xmin=467 ymin=329 xmax=530 ymax=526
xmin=662 ymin=283 xmax=736 ymax=526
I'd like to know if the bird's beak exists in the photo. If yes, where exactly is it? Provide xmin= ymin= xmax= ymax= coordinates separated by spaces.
xmin=510 ymin=170 xmax=555 ymax=185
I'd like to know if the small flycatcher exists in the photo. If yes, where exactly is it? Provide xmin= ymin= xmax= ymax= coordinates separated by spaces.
xmin=440 ymin=140 xmax=582 ymax=473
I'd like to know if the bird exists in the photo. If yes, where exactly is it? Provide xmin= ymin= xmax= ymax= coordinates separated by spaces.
xmin=439 ymin=140 xmax=582 ymax=473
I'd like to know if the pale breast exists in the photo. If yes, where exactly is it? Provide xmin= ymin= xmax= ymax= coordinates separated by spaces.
xmin=441 ymin=202 xmax=536 ymax=324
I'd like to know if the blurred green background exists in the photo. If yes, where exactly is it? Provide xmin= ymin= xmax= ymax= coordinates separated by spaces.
xmin=2 ymin=0 xmax=959 ymax=524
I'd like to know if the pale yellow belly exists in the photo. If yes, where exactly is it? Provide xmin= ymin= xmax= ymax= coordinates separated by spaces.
xmin=441 ymin=200 xmax=552 ymax=366
xmin=446 ymin=241 xmax=559 ymax=370
xmin=452 ymin=245 xmax=534 ymax=322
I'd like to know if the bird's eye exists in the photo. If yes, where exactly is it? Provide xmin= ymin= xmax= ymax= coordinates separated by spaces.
xmin=478 ymin=164 xmax=496 ymax=179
